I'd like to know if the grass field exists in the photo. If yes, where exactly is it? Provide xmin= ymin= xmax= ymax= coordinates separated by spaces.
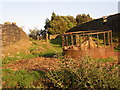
xmin=2 ymin=36 xmax=63 ymax=65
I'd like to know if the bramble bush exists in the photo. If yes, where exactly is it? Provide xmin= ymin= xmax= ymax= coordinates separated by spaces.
xmin=46 ymin=57 xmax=120 ymax=89
xmin=2 ymin=57 xmax=120 ymax=89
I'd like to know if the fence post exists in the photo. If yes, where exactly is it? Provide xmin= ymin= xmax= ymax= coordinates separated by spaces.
xmin=110 ymin=31 xmax=113 ymax=45
xmin=46 ymin=33 xmax=48 ymax=42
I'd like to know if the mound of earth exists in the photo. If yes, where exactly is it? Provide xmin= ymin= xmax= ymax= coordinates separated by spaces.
xmin=3 ymin=56 xmax=119 ymax=72
xmin=1 ymin=23 xmax=31 ymax=58
xmin=3 ymin=57 xmax=60 ymax=72
xmin=2 ymin=39 xmax=31 ymax=57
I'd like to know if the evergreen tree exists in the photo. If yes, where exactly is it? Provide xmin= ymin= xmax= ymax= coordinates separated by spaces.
xmin=51 ymin=12 xmax=57 ymax=21
xmin=44 ymin=18 xmax=50 ymax=29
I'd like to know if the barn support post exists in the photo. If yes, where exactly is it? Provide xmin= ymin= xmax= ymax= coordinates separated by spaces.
xmin=104 ymin=33 xmax=106 ymax=46
xmin=79 ymin=35 xmax=82 ymax=50
xmin=97 ymin=32 xmax=99 ymax=47
xmin=76 ymin=34 xmax=79 ymax=45
xmin=62 ymin=35 xmax=65 ymax=48
xmin=111 ymin=31 xmax=113 ymax=45
xmin=65 ymin=35 xmax=68 ymax=46
xmin=88 ymin=34 xmax=90 ymax=49
xmin=108 ymin=32 xmax=110 ymax=45
xmin=71 ymin=34 xmax=74 ymax=45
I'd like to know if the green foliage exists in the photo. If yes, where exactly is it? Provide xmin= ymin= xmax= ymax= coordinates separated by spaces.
xmin=2 ymin=53 xmax=37 ymax=65
xmin=28 ymin=41 xmax=39 ymax=52
xmin=3 ymin=34 xmax=119 ymax=89
xmin=76 ymin=14 xmax=93 ymax=25
xmin=51 ymin=12 xmax=57 ymax=21
xmin=29 ymin=27 xmax=41 ymax=39
xmin=2 ymin=69 xmax=42 ymax=88
xmin=28 ymin=38 xmax=62 ymax=57
xmin=46 ymin=57 xmax=120 ymax=89
xmin=45 ymin=12 xmax=77 ymax=35
xmin=95 ymin=57 xmax=115 ymax=63
xmin=2 ymin=56 xmax=119 ymax=89
xmin=114 ymin=45 xmax=120 ymax=52
xmin=2 ymin=37 xmax=63 ymax=65
xmin=113 ymin=37 xmax=120 ymax=52
xmin=3 ymin=37 xmax=63 ymax=65
xmin=44 ymin=12 xmax=93 ymax=35
xmin=50 ymin=35 xmax=62 ymax=46
xmin=44 ymin=18 xmax=50 ymax=29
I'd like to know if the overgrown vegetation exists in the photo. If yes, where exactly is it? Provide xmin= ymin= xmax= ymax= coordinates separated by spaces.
xmin=46 ymin=57 xmax=119 ymax=89
xmin=2 ymin=53 xmax=36 ymax=65
xmin=2 ymin=34 xmax=119 ymax=89
xmin=2 ymin=37 xmax=62 ymax=65
xmin=113 ymin=36 xmax=120 ymax=52
xmin=2 ymin=69 xmax=44 ymax=88
xmin=94 ymin=57 xmax=115 ymax=63
xmin=29 ymin=38 xmax=62 ymax=57
xmin=2 ymin=57 xmax=119 ymax=89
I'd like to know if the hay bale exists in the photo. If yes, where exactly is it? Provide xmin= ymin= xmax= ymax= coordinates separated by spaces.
xmin=4 ymin=22 xmax=11 ymax=25
xmin=81 ymin=37 xmax=97 ymax=50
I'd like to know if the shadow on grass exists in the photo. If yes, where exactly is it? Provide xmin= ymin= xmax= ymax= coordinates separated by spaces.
xmin=50 ymin=35 xmax=62 ymax=47
xmin=32 ymin=52 xmax=64 ymax=58
xmin=41 ymin=53 xmax=56 ymax=58
xmin=32 ymin=53 xmax=56 ymax=58
xmin=30 ymin=69 xmax=59 ymax=89
xmin=31 ymin=69 xmax=46 ymax=77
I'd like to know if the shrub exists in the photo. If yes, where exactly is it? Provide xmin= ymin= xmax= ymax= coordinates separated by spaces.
xmin=46 ymin=57 xmax=120 ymax=89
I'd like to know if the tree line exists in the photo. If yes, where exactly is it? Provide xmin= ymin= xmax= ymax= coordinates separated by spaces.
xmin=28 ymin=12 xmax=93 ymax=40
xmin=44 ymin=12 xmax=93 ymax=35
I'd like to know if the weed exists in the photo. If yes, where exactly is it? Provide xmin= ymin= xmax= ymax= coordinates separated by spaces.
xmin=2 ymin=69 xmax=45 ymax=88
xmin=94 ymin=57 xmax=115 ymax=63
xmin=46 ymin=57 xmax=120 ymax=89
xmin=2 ymin=53 xmax=37 ymax=65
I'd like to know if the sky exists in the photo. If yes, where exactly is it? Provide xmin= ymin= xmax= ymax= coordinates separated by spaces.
xmin=0 ymin=0 xmax=119 ymax=34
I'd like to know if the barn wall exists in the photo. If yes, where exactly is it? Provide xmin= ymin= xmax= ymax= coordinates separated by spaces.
xmin=67 ymin=13 xmax=120 ymax=34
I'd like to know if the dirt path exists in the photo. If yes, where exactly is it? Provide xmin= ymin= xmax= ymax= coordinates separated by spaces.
xmin=3 ymin=57 xmax=60 ymax=72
